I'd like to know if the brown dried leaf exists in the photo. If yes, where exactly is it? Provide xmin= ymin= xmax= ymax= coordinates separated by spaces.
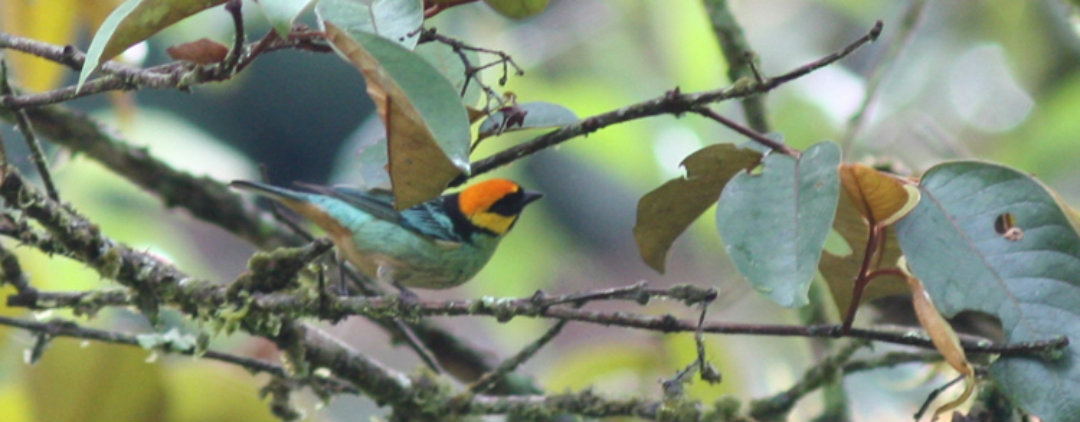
xmin=165 ymin=38 xmax=229 ymax=65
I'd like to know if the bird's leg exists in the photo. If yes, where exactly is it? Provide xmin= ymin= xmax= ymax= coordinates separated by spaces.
xmin=377 ymin=264 xmax=419 ymax=302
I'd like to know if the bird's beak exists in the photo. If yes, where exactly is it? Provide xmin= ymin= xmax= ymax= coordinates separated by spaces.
xmin=522 ymin=190 xmax=544 ymax=206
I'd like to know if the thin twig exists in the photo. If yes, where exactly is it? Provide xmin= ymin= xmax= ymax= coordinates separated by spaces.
xmin=463 ymin=20 xmax=883 ymax=182
xmin=748 ymin=340 xmax=869 ymax=421
xmin=695 ymin=106 xmax=800 ymax=157
xmin=0 ymin=315 xmax=359 ymax=394
xmin=466 ymin=319 xmax=569 ymax=395
xmin=223 ymin=0 xmax=245 ymax=73
xmin=0 ymin=60 xmax=58 ymax=200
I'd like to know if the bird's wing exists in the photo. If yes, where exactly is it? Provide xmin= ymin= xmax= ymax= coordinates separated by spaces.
xmin=318 ymin=185 xmax=464 ymax=243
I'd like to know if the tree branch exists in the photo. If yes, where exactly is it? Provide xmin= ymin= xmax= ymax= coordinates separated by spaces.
xmin=462 ymin=20 xmax=882 ymax=181
xmin=703 ymin=0 xmax=771 ymax=133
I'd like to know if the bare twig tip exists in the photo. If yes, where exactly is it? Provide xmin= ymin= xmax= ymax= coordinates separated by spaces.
xmin=870 ymin=20 xmax=884 ymax=41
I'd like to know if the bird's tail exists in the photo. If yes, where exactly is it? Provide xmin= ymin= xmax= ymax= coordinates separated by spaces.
xmin=229 ymin=180 xmax=308 ymax=204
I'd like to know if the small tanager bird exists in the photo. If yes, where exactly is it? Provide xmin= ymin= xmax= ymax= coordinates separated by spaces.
xmin=230 ymin=179 xmax=542 ymax=290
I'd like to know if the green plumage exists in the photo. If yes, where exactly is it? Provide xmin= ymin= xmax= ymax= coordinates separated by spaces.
xmin=230 ymin=180 xmax=508 ymax=289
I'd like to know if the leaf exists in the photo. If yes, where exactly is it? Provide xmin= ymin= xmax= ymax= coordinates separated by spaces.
xmin=77 ymin=0 xmax=229 ymax=91
xmin=634 ymin=144 xmax=762 ymax=273
xmin=165 ymin=38 xmax=229 ymax=64
xmin=838 ymin=164 xmax=920 ymax=226
xmin=895 ymin=161 xmax=1080 ymax=420
xmin=905 ymin=270 xmax=976 ymax=420
xmin=255 ymin=0 xmax=317 ymax=38
xmin=483 ymin=0 xmax=550 ymax=19
xmin=476 ymin=102 xmax=578 ymax=140
xmin=315 ymin=0 xmax=424 ymax=49
xmin=356 ymin=136 xmax=391 ymax=190
xmin=324 ymin=22 xmax=471 ymax=210
xmin=819 ymin=192 xmax=908 ymax=318
xmin=819 ymin=164 xmax=919 ymax=317
xmin=715 ymin=142 xmax=841 ymax=308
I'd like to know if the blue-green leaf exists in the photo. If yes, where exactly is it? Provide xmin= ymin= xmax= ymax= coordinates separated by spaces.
xmin=477 ymin=102 xmax=578 ymax=140
xmin=316 ymin=0 xmax=423 ymax=49
xmin=255 ymin=0 xmax=317 ymax=38
xmin=715 ymin=142 xmax=841 ymax=307
xmin=895 ymin=161 xmax=1080 ymax=420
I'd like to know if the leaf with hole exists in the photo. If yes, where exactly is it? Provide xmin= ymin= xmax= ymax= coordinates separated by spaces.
xmin=324 ymin=22 xmax=471 ymax=210
xmin=715 ymin=142 xmax=841 ymax=307
xmin=78 ymin=0 xmax=229 ymax=91
xmin=316 ymin=0 xmax=424 ymax=49
xmin=634 ymin=144 xmax=761 ymax=273
xmin=895 ymin=161 xmax=1080 ymax=420
xmin=477 ymin=102 xmax=578 ymax=141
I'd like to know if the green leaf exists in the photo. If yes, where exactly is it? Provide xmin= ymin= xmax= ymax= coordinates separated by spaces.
xmin=356 ymin=136 xmax=391 ymax=190
xmin=255 ymin=0 xmax=317 ymax=38
xmin=634 ymin=144 xmax=761 ymax=273
xmin=316 ymin=0 xmax=424 ymax=49
xmin=895 ymin=161 xmax=1080 ymax=420
xmin=415 ymin=42 xmax=482 ymax=106
xmin=324 ymin=22 xmax=471 ymax=210
xmin=78 ymin=0 xmax=229 ymax=91
xmin=477 ymin=102 xmax=578 ymax=140
xmin=715 ymin=142 xmax=841 ymax=307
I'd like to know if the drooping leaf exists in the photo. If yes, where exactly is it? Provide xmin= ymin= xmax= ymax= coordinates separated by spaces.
xmin=415 ymin=42 xmax=482 ymax=106
xmin=483 ymin=0 xmax=550 ymax=19
xmin=715 ymin=142 xmax=841 ymax=307
xmin=634 ymin=144 xmax=762 ymax=273
xmin=895 ymin=161 xmax=1080 ymax=420
xmin=838 ymin=164 xmax=920 ymax=226
xmin=165 ymin=38 xmax=229 ymax=64
xmin=315 ymin=0 xmax=424 ymax=49
xmin=255 ymin=0 xmax=317 ymax=38
xmin=476 ymin=102 xmax=578 ymax=140
xmin=77 ymin=0 xmax=229 ymax=91
xmin=820 ymin=192 xmax=908 ymax=318
xmin=903 ymin=269 xmax=976 ymax=420
xmin=324 ymin=22 xmax=471 ymax=209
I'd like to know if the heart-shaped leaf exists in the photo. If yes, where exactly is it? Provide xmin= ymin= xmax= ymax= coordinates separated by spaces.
xmin=255 ymin=0 xmax=317 ymax=38
xmin=634 ymin=144 xmax=761 ymax=273
xmin=715 ymin=142 xmax=841 ymax=307
xmin=895 ymin=161 xmax=1080 ymax=420
xmin=324 ymin=22 xmax=471 ymax=209
xmin=78 ymin=0 xmax=229 ymax=91
xmin=476 ymin=102 xmax=578 ymax=140
xmin=316 ymin=0 xmax=423 ymax=49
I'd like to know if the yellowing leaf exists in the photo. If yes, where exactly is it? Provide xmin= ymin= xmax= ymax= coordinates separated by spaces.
xmin=0 ymin=0 xmax=79 ymax=92
xmin=324 ymin=22 xmax=471 ymax=210
xmin=839 ymin=164 xmax=920 ymax=226
xmin=634 ymin=144 xmax=761 ymax=273
xmin=820 ymin=191 xmax=908 ymax=319
xmin=904 ymin=269 xmax=976 ymax=420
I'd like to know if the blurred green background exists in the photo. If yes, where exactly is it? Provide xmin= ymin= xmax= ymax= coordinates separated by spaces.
xmin=1 ymin=0 xmax=1079 ymax=420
